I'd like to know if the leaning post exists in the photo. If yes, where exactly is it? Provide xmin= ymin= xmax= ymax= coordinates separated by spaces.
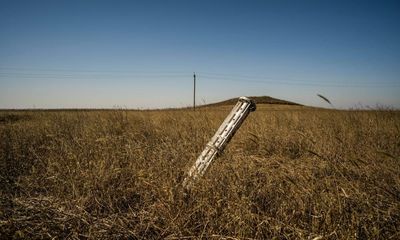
xmin=183 ymin=96 xmax=256 ymax=190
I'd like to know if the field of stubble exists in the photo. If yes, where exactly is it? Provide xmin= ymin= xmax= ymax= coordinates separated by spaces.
xmin=1 ymin=105 xmax=399 ymax=239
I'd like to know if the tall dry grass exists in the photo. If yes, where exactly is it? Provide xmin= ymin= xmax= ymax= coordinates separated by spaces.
xmin=0 ymin=105 xmax=399 ymax=239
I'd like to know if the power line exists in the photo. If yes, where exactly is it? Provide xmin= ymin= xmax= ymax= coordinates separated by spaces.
xmin=198 ymin=71 xmax=399 ymax=84
xmin=0 ymin=66 xmax=188 ymax=74
xmin=0 ymin=72 xmax=189 ymax=79
xmin=0 ymin=67 xmax=398 ymax=88
xmin=198 ymin=75 xmax=400 ymax=88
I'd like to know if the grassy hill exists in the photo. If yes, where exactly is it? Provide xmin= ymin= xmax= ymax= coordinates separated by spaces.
xmin=202 ymin=96 xmax=301 ymax=107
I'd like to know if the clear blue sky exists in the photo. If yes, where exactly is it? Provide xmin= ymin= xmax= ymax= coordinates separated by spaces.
xmin=1 ymin=0 xmax=399 ymax=109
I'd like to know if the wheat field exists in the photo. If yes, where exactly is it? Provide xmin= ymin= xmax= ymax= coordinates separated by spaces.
xmin=1 ymin=105 xmax=399 ymax=239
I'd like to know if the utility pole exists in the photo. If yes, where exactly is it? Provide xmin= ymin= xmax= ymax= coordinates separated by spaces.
xmin=193 ymin=72 xmax=196 ymax=111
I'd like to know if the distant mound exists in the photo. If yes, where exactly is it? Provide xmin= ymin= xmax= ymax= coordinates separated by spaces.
xmin=202 ymin=96 xmax=301 ymax=107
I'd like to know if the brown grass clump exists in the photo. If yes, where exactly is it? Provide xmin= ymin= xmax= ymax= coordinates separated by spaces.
xmin=1 ymin=105 xmax=399 ymax=239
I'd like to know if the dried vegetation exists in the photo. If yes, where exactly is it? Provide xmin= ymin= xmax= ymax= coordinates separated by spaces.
xmin=1 ymin=105 xmax=399 ymax=239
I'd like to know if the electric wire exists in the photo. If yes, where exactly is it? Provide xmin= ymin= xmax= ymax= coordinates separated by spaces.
xmin=0 ymin=67 xmax=398 ymax=88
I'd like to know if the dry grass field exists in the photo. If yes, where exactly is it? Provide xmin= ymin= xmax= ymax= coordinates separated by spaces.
xmin=1 ymin=104 xmax=399 ymax=239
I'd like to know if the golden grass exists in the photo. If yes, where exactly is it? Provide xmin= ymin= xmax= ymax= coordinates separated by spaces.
xmin=1 ymin=105 xmax=399 ymax=239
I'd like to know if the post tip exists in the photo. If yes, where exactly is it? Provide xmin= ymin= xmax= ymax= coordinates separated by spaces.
xmin=239 ymin=96 xmax=256 ymax=112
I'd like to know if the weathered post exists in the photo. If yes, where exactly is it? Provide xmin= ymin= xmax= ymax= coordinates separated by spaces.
xmin=183 ymin=97 xmax=256 ymax=189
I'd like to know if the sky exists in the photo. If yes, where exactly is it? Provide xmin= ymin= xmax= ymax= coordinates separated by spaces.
xmin=0 ymin=0 xmax=399 ymax=109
